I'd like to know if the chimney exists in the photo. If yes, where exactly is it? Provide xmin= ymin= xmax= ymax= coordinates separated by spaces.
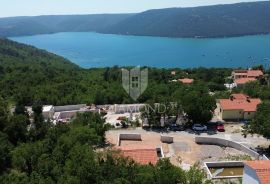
xmin=246 ymin=96 xmax=251 ymax=102
xmin=230 ymin=95 xmax=234 ymax=101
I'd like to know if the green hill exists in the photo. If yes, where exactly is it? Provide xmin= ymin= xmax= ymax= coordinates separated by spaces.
xmin=0 ymin=38 xmax=134 ymax=106
xmin=101 ymin=1 xmax=270 ymax=38
xmin=0 ymin=14 xmax=134 ymax=37
xmin=1 ymin=1 xmax=270 ymax=38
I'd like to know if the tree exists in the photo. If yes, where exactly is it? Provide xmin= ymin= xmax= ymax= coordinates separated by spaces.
xmin=0 ymin=132 xmax=13 ymax=173
xmin=182 ymin=92 xmax=216 ymax=124
xmin=14 ymin=105 xmax=27 ymax=116
xmin=0 ymin=99 xmax=9 ymax=131
xmin=72 ymin=112 xmax=108 ymax=144
xmin=244 ymin=102 xmax=270 ymax=139
xmin=4 ymin=115 xmax=28 ymax=145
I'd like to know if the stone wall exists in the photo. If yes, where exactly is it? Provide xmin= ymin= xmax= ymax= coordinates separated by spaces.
xmin=160 ymin=135 xmax=174 ymax=143
xmin=118 ymin=133 xmax=142 ymax=146
xmin=195 ymin=137 xmax=260 ymax=159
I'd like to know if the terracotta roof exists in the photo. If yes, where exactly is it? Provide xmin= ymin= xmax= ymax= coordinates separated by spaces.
xmin=234 ymin=72 xmax=248 ymax=76
xmin=235 ymin=78 xmax=257 ymax=85
xmin=219 ymin=94 xmax=261 ymax=112
xmin=178 ymin=78 xmax=194 ymax=84
xmin=233 ymin=70 xmax=263 ymax=78
xmin=245 ymin=160 xmax=270 ymax=184
xmin=247 ymin=70 xmax=264 ymax=77
xmin=119 ymin=145 xmax=158 ymax=165
xmin=231 ymin=93 xmax=249 ymax=100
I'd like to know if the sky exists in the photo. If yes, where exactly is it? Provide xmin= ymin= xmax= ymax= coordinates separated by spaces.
xmin=0 ymin=0 xmax=266 ymax=18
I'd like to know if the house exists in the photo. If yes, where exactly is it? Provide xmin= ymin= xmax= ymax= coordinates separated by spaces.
xmin=217 ymin=94 xmax=261 ymax=120
xmin=232 ymin=69 xmax=263 ymax=80
xmin=235 ymin=78 xmax=257 ymax=87
xmin=178 ymin=78 xmax=194 ymax=84
xmin=119 ymin=145 xmax=159 ymax=165
xmin=171 ymin=71 xmax=176 ymax=76
xmin=243 ymin=160 xmax=270 ymax=184
xmin=42 ymin=105 xmax=54 ymax=120
xmin=232 ymin=69 xmax=263 ymax=86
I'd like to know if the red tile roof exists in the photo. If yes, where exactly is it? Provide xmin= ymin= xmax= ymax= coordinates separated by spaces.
xmin=245 ymin=160 xmax=270 ymax=184
xmin=235 ymin=78 xmax=257 ymax=85
xmin=247 ymin=70 xmax=264 ymax=77
xmin=178 ymin=78 xmax=194 ymax=84
xmin=219 ymin=94 xmax=261 ymax=112
xmin=231 ymin=93 xmax=249 ymax=100
xmin=119 ymin=145 xmax=158 ymax=165
xmin=233 ymin=70 xmax=263 ymax=78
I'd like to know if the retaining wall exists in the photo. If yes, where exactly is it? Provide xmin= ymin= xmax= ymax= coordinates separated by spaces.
xmin=54 ymin=104 xmax=86 ymax=112
xmin=118 ymin=133 xmax=142 ymax=146
xmin=195 ymin=137 xmax=260 ymax=159
xmin=204 ymin=161 xmax=244 ymax=179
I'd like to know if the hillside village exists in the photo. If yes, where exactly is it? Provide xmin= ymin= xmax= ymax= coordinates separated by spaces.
xmin=10 ymin=68 xmax=270 ymax=184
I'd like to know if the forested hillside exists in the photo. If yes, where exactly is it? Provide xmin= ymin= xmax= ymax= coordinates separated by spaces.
xmin=1 ymin=1 xmax=270 ymax=38
xmin=1 ymin=38 xmax=270 ymax=108
xmin=0 ymin=14 xmax=134 ymax=37
xmin=101 ymin=1 xmax=270 ymax=38
xmin=0 ymin=38 xmax=230 ymax=107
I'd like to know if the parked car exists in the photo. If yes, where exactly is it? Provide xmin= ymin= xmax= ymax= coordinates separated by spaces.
xmin=216 ymin=123 xmax=225 ymax=132
xmin=192 ymin=124 xmax=207 ymax=131
xmin=169 ymin=124 xmax=185 ymax=131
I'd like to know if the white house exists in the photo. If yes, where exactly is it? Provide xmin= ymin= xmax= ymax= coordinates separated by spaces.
xmin=42 ymin=105 xmax=54 ymax=120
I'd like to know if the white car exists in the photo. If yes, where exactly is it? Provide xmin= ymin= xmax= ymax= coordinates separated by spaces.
xmin=192 ymin=124 xmax=207 ymax=131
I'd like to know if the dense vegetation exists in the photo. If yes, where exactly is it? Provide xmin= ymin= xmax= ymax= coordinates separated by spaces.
xmin=0 ymin=30 xmax=270 ymax=183
xmin=244 ymin=102 xmax=270 ymax=139
xmin=0 ymin=99 xmax=211 ymax=183
xmin=0 ymin=38 xmax=236 ymax=124
xmin=2 ymin=38 xmax=270 ymax=124
xmin=101 ymin=1 xmax=270 ymax=38
xmin=1 ymin=1 xmax=270 ymax=38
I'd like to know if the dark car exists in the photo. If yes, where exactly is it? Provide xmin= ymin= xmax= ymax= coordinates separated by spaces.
xmin=169 ymin=124 xmax=185 ymax=131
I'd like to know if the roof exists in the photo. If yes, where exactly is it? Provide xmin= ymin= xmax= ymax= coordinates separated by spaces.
xmin=43 ymin=105 xmax=53 ymax=112
xmin=219 ymin=94 xmax=261 ymax=112
xmin=119 ymin=145 xmax=158 ymax=165
xmin=245 ymin=160 xmax=270 ymax=184
xmin=231 ymin=93 xmax=249 ymax=100
xmin=247 ymin=70 xmax=263 ymax=77
xmin=235 ymin=78 xmax=257 ymax=85
xmin=178 ymin=78 xmax=194 ymax=84
xmin=234 ymin=72 xmax=248 ymax=76
xmin=233 ymin=70 xmax=263 ymax=77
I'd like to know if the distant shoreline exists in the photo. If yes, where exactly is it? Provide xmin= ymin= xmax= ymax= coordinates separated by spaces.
xmin=8 ymin=31 xmax=270 ymax=40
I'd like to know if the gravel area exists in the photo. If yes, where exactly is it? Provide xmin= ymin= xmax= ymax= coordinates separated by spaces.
xmin=106 ymin=128 xmax=269 ymax=168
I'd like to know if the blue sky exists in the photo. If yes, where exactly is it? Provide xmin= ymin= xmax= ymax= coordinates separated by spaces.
xmin=0 ymin=0 xmax=266 ymax=17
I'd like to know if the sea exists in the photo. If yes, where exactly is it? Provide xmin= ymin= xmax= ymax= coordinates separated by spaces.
xmin=10 ymin=32 xmax=270 ymax=68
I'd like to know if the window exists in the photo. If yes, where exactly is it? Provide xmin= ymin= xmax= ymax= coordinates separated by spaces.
xmin=132 ymin=76 xmax=139 ymax=88
xmin=132 ymin=77 xmax=138 ymax=82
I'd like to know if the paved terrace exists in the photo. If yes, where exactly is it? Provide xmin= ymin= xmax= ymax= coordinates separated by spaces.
xmin=106 ymin=127 xmax=269 ymax=168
